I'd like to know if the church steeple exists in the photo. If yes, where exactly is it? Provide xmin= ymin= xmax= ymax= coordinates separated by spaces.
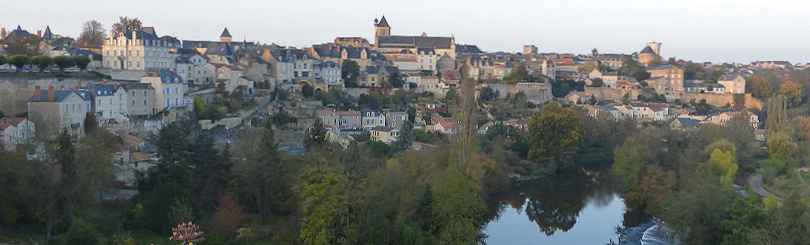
xmin=43 ymin=25 xmax=53 ymax=40
xmin=220 ymin=27 xmax=232 ymax=43
xmin=373 ymin=15 xmax=391 ymax=47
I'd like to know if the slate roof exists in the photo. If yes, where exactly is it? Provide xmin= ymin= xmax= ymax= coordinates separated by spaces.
xmin=92 ymin=84 xmax=120 ymax=97
xmin=43 ymin=26 xmax=54 ymax=40
xmin=312 ymin=44 xmax=341 ymax=58
xmin=378 ymin=35 xmax=453 ymax=49
xmin=640 ymin=46 xmax=656 ymax=54
xmin=675 ymin=118 xmax=700 ymax=128
xmin=159 ymin=69 xmax=183 ymax=84
xmin=456 ymin=44 xmax=483 ymax=54
xmin=220 ymin=28 xmax=232 ymax=38
xmin=375 ymin=16 xmax=390 ymax=27
xmin=29 ymin=90 xmax=79 ymax=103
xmin=142 ymin=27 xmax=157 ymax=36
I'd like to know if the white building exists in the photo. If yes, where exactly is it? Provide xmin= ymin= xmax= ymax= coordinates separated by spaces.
xmin=102 ymin=27 xmax=180 ymax=71
xmin=361 ymin=111 xmax=386 ymax=129
xmin=317 ymin=61 xmax=343 ymax=87
xmin=91 ymin=84 xmax=128 ymax=123
xmin=176 ymin=49 xmax=216 ymax=87
xmin=141 ymin=70 xmax=189 ymax=112
xmin=0 ymin=118 xmax=35 ymax=151
xmin=370 ymin=127 xmax=400 ymax=144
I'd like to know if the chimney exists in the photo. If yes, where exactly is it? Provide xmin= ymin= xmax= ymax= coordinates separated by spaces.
xmin=33 ymin=85 xmax=41 ymax=98
xmin=47 ymin=86 xmax=55 ymax=102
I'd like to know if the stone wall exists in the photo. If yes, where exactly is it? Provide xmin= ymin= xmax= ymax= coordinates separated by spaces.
xmin=0 ymin=77 xmax=101 ymax=116
xmin=584 ymin=87 xmax=640 ymax=102
xmin=683 ymin=93 xmax=763 ymax=110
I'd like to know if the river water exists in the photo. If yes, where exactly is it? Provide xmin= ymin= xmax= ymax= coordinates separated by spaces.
xmin=483 ymin=170 xmax=668 ymax=245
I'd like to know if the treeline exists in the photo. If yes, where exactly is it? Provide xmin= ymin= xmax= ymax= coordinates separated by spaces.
xmin=0 ymin=54 xmax=92 ymax=72
xmin=610 ymin=108 xmax=810 ymax=244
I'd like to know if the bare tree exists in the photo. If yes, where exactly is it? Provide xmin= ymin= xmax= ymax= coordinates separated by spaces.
xmin=77 ymin=20 xmax=105 ymax=48
xmin=110 ymin=16 xmax=142 ymax=37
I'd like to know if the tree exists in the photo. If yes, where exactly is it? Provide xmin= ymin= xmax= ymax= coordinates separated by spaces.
xmin=704 ymin=140 xmax=738 ymax=187
xmin=778 ymin=80 xmax=804 ymax=107
xmin=612 ymin=136 xmax=654 ymax=188
xmin=619 ymin=57 xmax=651 ymax=81
xmin=31 ymin=55 xmax=52 ymax=72
xmin=211 ymin=194 xmax=246 ymax=235
xmin=302 ymin=84 xmax=315 ymax=97
xmin=767 ymin=132 xmax=798 ymax=161
xmin=295 ymin=165 xmax=349 ymax=245
xmin=111 ymin=17 xmax=142 ymax=37
xmin=767 ymin=95 xmax=788 ymax=136
xmin=52 ymin=56 xmax=75 ymax=72
xmin=77 ymin=20 xmax=105 ymax=49
xmin=663 ymin=172 xmax=735 ymax=245
xmin=528 ymin=102 xmax=584 ymax=173
xmin=797 ymin=116 xmax=810 ymax=142
xmin=305 ymin=120 xmax=328 ymax=149
xmin=505 ymin=64 xmax=530 ymax=82
xmin=479 ymin=86 xmax=497 ymax=101
xmin=9 ymin=55 xmax=31 ymax=72
xmin=748 ymin=75 xmax=772 ymax=99
xmin=233 ymin=123 xmax=293 ymax=222
xmin=0 ymin=55 xmax=6 ymax=67
xmin=341 ymin=60 xmax=360 ymax=87
xmin=74 ymin=56 xmax=92 ymax=71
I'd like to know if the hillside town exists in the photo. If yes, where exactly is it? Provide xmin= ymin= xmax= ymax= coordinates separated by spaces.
xmin=1 ymin=15 xmax=809 ymax=245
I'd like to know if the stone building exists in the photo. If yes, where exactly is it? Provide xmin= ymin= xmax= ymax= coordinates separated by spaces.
xmin=27 ymin=87 xmax=88 ymax=137
xmin=102 ymin=27 xmax=180 ymax=71
xmin=373 ymin=16 xmax=456 ymax=58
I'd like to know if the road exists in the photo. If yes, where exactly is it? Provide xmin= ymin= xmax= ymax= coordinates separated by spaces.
xmin=747 ymin=174 xmax=781 ymax=200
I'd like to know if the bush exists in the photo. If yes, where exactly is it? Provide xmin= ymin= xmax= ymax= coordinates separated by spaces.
xmin=59 ymin=218 xmax=102 ymax=245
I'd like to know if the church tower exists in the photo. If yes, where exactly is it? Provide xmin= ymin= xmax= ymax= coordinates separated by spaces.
xmin=220 ymin=27 xmax=232 ymax=43
xmin=373 ymin=16 xmax=391 ymax=46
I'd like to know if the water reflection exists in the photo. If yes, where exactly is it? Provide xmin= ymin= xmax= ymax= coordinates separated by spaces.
xmin=484 ymin=169 xmax=649 ymax=245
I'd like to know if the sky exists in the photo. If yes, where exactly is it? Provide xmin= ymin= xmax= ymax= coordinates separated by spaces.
xmin=3 ymin=0 xmax=809 ymax=63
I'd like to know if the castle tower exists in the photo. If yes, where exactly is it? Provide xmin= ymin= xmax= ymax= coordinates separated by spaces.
xmin=373 ymin=16 xmax=391 ymax=46
xmin=220 ymin=27 xmax=232 ymax=43
xmin=646 ymin=41 xmax=662 ymax=56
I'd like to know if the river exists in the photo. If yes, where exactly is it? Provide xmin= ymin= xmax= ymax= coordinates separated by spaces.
xmin=483 ymin=170 xmax=672 ymax=245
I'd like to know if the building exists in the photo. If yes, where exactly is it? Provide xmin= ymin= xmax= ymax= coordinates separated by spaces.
xmin=124 ymin=83 xmax=157 ymax=117
xmin=0 ymin=117 xmax=35 ymax=151
xmin=90 ymin=84 xmax=128 ymax=123
xmin=429 ymin=115 xmax=457 ymax=135
xmin=523 ymin=45 xmax=539 ymax=57
xmin=647 ymin=64 xmax=685 ymax=99
xmin=374 ymin=16 xmax=456 ymax=58
xmin=102 ymin=27 xmax=180 ymax=71
xmin=384 ymin=111 xmax=408 ymax=129
xmin=335 ymin=37 xmax=370 ymax=48
xmin=639 ymin=46 xmax=660 ymax=67
xmin=176 ymin=48 xmax=216 ymax=86
xmin=685 ymin=80 xmax=726 ymax=94
xmin=370 ymin=127 xmax=400 ymax=144
xmin=141 ymin=70 xmax=189 ymax=112
xmin=718 ymin=74 xmax=746 ymax=94
xmin=361 ymin=111 xmax=386 ymax=129
xmin=318 ymin=109 xmax=361 ymax=130
xmin=27 ymin=87 xmax=88 ymax=137
xmin=706 ymin=111 xmax=759 ymax=129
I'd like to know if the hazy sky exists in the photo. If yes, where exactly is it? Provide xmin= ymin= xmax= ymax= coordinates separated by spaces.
xmin=3 ymin=0 xmax=809 ymax=63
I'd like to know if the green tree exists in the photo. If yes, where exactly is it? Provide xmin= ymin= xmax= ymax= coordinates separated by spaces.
xmin=74 ymin=56 xmax=92 ymax=71
xmin=341 ymin=60 xmax=360 ymax=87
xmin=295 ymin=165 xmax=349 ymax=245
xmin=767 ymin=132 xmax=798 ymax=161
xmin=305 ymin=120 xmax=328 ymax=149
xmin=111 ymin=16 xmax=142 ymax=37
xmin=302 ymin=84 xmax=315 ymax=97
xmin=748 ymin=75 xmax=773 ymax=99
xmin=705 ymin=141 xmax=738 ymax=187
xmin=52 ymin=56 xmax=75 ymax=72
xmin=233 ymin=123 xmax=293 ymax=222
xmin=767 ymin=95 xmax=788 ymax=136
xmin=9 ymin=55 xmax=31 ymax=72
xmin=528 ymin=102 xmax=584 ymax=172
xmin=31 ymin=55 xmax=52 ymax=72
xmin=612 ymin=136 xmax=653 ymax=188
xmin=663 ymin=171 xmax=735 ymax=245
xmin=779 ymin=80 xmax=804 ymax=107
xmin=505 ymin=64 xmax=530 ymax=82
xmin=0 ymin=55 xmax=7 ymax=67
